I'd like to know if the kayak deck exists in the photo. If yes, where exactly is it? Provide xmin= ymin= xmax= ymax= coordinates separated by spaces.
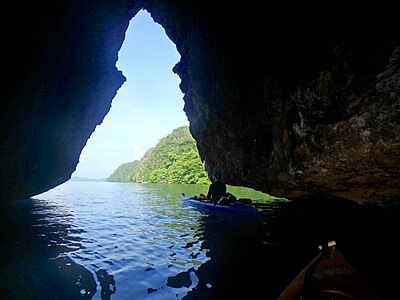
xmin=277 ymin=241 xmax=379 ymax=300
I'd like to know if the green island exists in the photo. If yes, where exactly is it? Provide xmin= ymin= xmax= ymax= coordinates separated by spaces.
xmin=107 ymin=126 xmax=210 ymax=185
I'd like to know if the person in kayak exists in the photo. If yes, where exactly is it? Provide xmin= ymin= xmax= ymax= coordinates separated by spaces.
xmin=206 ymin=172 xmax=227 ymax=204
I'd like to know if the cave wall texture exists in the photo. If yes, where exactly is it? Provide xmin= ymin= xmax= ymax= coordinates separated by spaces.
xmin=1 ymin=1 xmax=399 ymax=205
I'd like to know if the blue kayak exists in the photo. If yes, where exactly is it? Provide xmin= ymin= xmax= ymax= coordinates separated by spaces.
xmin=181 ymin=193 xmax=262 ymax=216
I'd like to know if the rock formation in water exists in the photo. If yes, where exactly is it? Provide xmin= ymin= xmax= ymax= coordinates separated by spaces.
xmin=1 ymin=1 xmax=399 ymax=205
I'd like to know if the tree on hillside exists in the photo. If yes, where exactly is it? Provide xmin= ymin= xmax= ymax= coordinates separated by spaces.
xmin=107 ymin=161 xmax=139 ymax=182
xmin=131 ymin=126 xmax=210 ymax=184
xmin=108 ymin=126 xmax=210 ymax=185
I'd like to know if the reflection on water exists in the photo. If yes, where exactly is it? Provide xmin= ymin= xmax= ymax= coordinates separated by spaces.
xmin=0 ymin=198 xmax=96 ymax=299
xmin=0 ymin=182 xmax=399 ymax=299
xmin=0 ymin=182 xmax=215 ymax=299
xmin=96 ymin=269 xmax=116 ymax=299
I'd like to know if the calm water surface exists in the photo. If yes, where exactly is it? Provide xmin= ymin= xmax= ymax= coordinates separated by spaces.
xmin=0 ymin=181 xmax=399 ymax=299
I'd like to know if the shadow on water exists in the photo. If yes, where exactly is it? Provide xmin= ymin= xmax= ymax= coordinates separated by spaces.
xmin=0 ymin=199 xmax=99 ymax=299
xmin=184 ymin=198 xmax=400 ymax=300
xmin=182 ymin=205 xmax=274 ymax=299
xmin=1 ymin=184 xmax=400 ymax=299
xmin=96 ymin=269 xmax=116 ymax=300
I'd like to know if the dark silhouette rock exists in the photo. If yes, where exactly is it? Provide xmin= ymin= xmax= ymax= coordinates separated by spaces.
xmin=1 ymin=1 xmax=399 ymax=205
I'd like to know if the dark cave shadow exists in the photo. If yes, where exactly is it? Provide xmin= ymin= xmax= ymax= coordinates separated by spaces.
xmin=183 ymin=199 xmax=400 ymax=300
xmin=0 ymin=198 xmax=97 ymax=299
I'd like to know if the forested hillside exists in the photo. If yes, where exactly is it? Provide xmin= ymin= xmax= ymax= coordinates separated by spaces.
xmin=107 ymin=126 xmax=210 ymax=185
xmin=107 ymin=161 xmax=139 ymax=182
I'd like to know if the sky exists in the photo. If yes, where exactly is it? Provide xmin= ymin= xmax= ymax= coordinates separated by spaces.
xmin=72 ymin=10 xmax=188 ymax=179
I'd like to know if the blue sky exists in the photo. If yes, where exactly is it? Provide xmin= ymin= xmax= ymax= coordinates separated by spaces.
xmin=73 ymin=10 xmax=188 ymax=179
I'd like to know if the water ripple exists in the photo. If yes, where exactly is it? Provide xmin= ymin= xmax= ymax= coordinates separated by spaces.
xmin=22 ymin=182 xmax=214 ymax=299
xmin=3 ymin=182 xmax=397 ymax=299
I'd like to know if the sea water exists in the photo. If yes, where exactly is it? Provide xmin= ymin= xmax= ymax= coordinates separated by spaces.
xmin=0 ymin=181 xmax=399 ymax=299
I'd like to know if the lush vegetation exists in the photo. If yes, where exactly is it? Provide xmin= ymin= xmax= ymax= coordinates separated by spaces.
xmin=107 ymin=126 xmax=210 ymax=185
xmin=107 ymin=161 xmax=139 ymax=182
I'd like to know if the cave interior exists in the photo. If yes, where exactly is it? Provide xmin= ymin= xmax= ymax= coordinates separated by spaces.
xmin=1 ymin=1 xmax=399 ymax=206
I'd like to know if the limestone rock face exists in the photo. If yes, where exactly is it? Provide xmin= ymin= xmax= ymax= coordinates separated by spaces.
xmin=155 ymin=2 xmax=400 ymax=204
xmin=0 ymin=1 xmax=137 ymax=200
xmin=1 ymin=1 xmax=399 ymax=205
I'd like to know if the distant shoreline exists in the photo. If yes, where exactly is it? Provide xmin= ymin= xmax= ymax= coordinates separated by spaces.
xmin=69 ymin=176 xmax=106 ymax=182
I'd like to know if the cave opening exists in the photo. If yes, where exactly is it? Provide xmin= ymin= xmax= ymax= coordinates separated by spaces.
xmin=72 ymin=9 xmax=188 ymax=180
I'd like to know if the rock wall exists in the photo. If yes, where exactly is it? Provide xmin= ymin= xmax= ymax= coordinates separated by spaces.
xmin=1 ymin=1 xmax=138 ymax=200
xmin=151 ymin=2 xmax=400 ymax=204
xmin=1 ymin=1 xmax=399 ymax=205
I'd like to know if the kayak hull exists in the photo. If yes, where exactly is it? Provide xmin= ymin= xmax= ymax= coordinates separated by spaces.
xmin=181 ymin=194 xmax=261 ymax=216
